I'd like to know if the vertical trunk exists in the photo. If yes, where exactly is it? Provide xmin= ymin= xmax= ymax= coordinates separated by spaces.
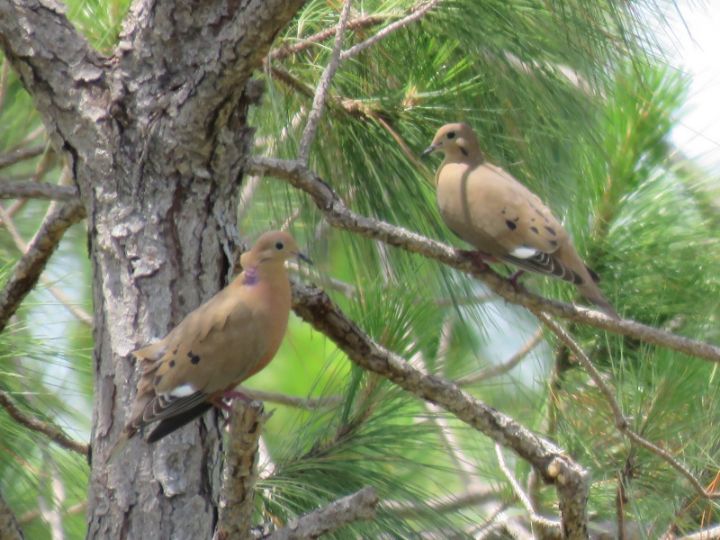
xmin=85 ymin=98 xmax=254 ymax=538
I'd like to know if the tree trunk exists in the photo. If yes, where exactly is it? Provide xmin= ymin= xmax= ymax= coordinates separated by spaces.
xmin=0 ymin=0 xmax=305 ymax=537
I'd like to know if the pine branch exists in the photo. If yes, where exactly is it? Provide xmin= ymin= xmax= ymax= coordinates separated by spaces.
xmin=0 ymin=181 xmax=78 ymax=201
xmin=0 ymin=390 xmax=89 ymax=456
xmin=298 ymin=0 xmax=353 ymax=163
xmin=0 ymin=492 xmax=24 ymax=540
xmin=258 ymin=487 xmax=378 ymax=540
xmin=537 ymin=313 xmax=720 ymax=501
xmin=458 ymin=328 xmax=544 ymax=385
xmin=0 ymin=200 xmax=86 ymax=333
xmin=495 ymin=443 xmax=562 ymax=538
xmin=247 ymin=156 xmax=720 ymax=364
xmin=216 ymin=401 xmax=268 ymax=540
xmin=291 ymin=282 xmax=590 ymax=539
xmin=382 ymin=486 xmax=496 ymax=517
xmin=339 ymin=0 xmax=444 ymax=61
xmin=268 ymin=14 xmax=389 ymax=61
xmin=0 ymin=146 xmax=45 ymax=169
xmin=239 ymin=388 xmax=342 ymax=410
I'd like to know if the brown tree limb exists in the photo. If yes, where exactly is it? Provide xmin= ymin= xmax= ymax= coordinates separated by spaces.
xmin=298 ymin=0 xmax=353 ymax=162
xmin=0 ymin=146 xmax=45 ymax=169
xmin=537 ymin=313 xmax=720 ymax=501
xmin=458 ymin=328 xmax=544 ymax=385
xmin=0 ymin=181 xmax=78 ymax=201
xmin=260 ymin=487 xmax=379 ymax=540
xmin=291 ymin=282 xmax=590 ymax=539
xmin=215 ymin=401 xmax=268 ymax=540
xmin=239 ymin=388 xmax=342 ymax=410
xmin=0 ymin=200 xmax=86 ymax=333
xmin=0 ymin=491 xmax=24 ymax=540
xmin=381 ymin=486 xmax=496 ymax=517
xmin=247 ymin=156 xmax=720 ymax=364
xmin=0 ymin=390 xmax=89 ymax=456
xmin=339 ymin=0 xmax=444 ymax=61
xmin=268 ymin=14 xmax=389 ymax=61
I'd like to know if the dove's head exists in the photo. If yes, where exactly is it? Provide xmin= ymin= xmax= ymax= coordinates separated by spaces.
xmin=422 ymin=123 xmax=482 ymax=163
xmin=241 ymin=230 xmax=312 ymax=270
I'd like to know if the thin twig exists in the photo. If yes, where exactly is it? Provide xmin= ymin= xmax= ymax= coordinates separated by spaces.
xmin=679 ymin=523 xmax=720 ymax=540
xmin=0 ymin=146 xmax=45 ymax=169
xmin=292 ymin=282 xmax=590 ymax=539
xmin=381 ymin=486 xmax=496 ymax=517
xmin=0 ymin=390 xmax=88 ymax=456
xmin=0 ymin=491 xmax=24 ymax=540
xmin=0 ymin=181 xmax=78 ymax=201
xmin=537 ymin=312 xmax=720 ymax=501
xmin=458 ymin=328 xmax=544 ymax=385
xmin=19 ymin=501 xmax=86 ymax=526
xmin=268 ymin=14 xmax=389 ymax=61
xmin=298 ymin=0 xmax=353 ymax=162
xmin=0 ymin=200 xmax=86 ymax=333
xmin=239 ymin=388 xmax=342 ymax=410
xmin=0 ymin=205 xmax=92 ymax=326
xmin=495 ymin=443 xmax=563 ymax=537
xmin=215 ymin=401 xmax=268 ymax=540
xmin=246 ymin=156 xmax=720 ymax=364
xmin=339 ymin=0 xmax=443 ymax=61
xmin=260 ymin=487 xmax=378 ymax=540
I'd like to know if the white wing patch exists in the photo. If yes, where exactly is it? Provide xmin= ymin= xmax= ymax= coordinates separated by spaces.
xmin=509 ymin=246 xmax=539 ymax=259
xmin=168 ymin=383 xmax=196 ymax=398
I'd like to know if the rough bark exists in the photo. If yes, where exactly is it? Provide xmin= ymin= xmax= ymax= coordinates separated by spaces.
xmin=0 ymin=0 xmax=305 ymax=538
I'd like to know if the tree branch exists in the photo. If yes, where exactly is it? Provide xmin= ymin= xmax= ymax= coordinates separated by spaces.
xmin=0 ymin=146 xmax=45 ymax=169
xmin=216 ymin=400 xmax=268 ymax=540
xmin=247 ymin=156 xmax=720 ymax=364
xmin=291 ymin=282 xmax=590 ymax=539
xmin=0 ymin=201 xmax=85 ymax=332
xmin=458 ymin=328 xmax=544 ymax=385
xmin=239 ymin=388 xmax=342 ymax=410
xmin=268 ymin=14 xmax=389 ymax=61
xmin=339 ymin=0 xmax=443 ymax=61
xmin=381 ymin=486 xmax=496 ymax=517
xmin=0 ymin=0 xmax=107 ymax=157
xmin=298 ymin=0 xmax=353 ymax=163
xmin=495 ymin=443 xmax=562 ymax=538
xmin=0 ymin=390 xmax=88 ymax=456
xmin=0 ymin=492 xmax=24 ymax=540
xmin=259 ymin=487 xmax=378 ymax=540
xmin=538 ymin=313 xmax=720 ymax=501
xmin=0 ymin=181 xmax=79 ymax=201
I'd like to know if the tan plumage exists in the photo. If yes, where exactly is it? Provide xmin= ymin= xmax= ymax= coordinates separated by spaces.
xmin=423 ymin=123 xmax=618 ymax=318
xmin=110 ymin=230 xmax=308 ymax=457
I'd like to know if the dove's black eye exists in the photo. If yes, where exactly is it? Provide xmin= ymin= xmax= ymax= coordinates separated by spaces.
xmin=446 ymin=131 xmax=456 ymax=139
xmin=275 ymin=242 xmax=284 ymax=250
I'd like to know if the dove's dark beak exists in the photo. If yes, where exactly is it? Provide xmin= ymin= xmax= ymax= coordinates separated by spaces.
xmin=296 ymin=252 xmax=313 ymax=265
xmin=421 ymin=144 xmax=437 ymax=158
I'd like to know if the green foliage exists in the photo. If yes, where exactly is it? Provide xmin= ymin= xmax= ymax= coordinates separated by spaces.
xmin=2 ymin=0 xmax=719 ymax=537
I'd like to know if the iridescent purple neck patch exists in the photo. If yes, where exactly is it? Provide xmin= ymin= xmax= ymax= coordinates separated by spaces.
xmin=243 ymin=266 xmax=259 ymax=286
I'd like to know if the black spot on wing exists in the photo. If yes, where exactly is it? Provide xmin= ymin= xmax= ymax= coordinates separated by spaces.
xmin=544 ymin=226 xmax=557 ymax=236
xmin=505 ymin=220 xmax=517 ymax=231
xmin=188 ymin=351 xmax=200 ymax=365
xmin=549 ymin=240 xmax=558 ymax=247
xmin=530 ymin=226 xmax=539 ymax=234
xmin=154 ymin=375 xmax=162 ymax=385
xmin=460 ymin=147 xmax=469 ymax=156
xmin=169 ymin=360 xmax=176 ymax=368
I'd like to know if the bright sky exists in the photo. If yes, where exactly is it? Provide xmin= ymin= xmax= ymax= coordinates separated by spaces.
xmin=668 ymin=2 xmax=720 ymax=172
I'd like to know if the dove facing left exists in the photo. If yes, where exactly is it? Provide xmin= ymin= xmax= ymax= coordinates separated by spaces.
xmin=110 ymin=230 xmax=310 ymax=458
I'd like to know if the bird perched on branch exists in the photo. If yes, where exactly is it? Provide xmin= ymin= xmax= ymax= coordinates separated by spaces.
xmin=110 ymin=230 xmax=311 ymax=458
xmin=422 ymin=122 xmax=618 ymax=318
